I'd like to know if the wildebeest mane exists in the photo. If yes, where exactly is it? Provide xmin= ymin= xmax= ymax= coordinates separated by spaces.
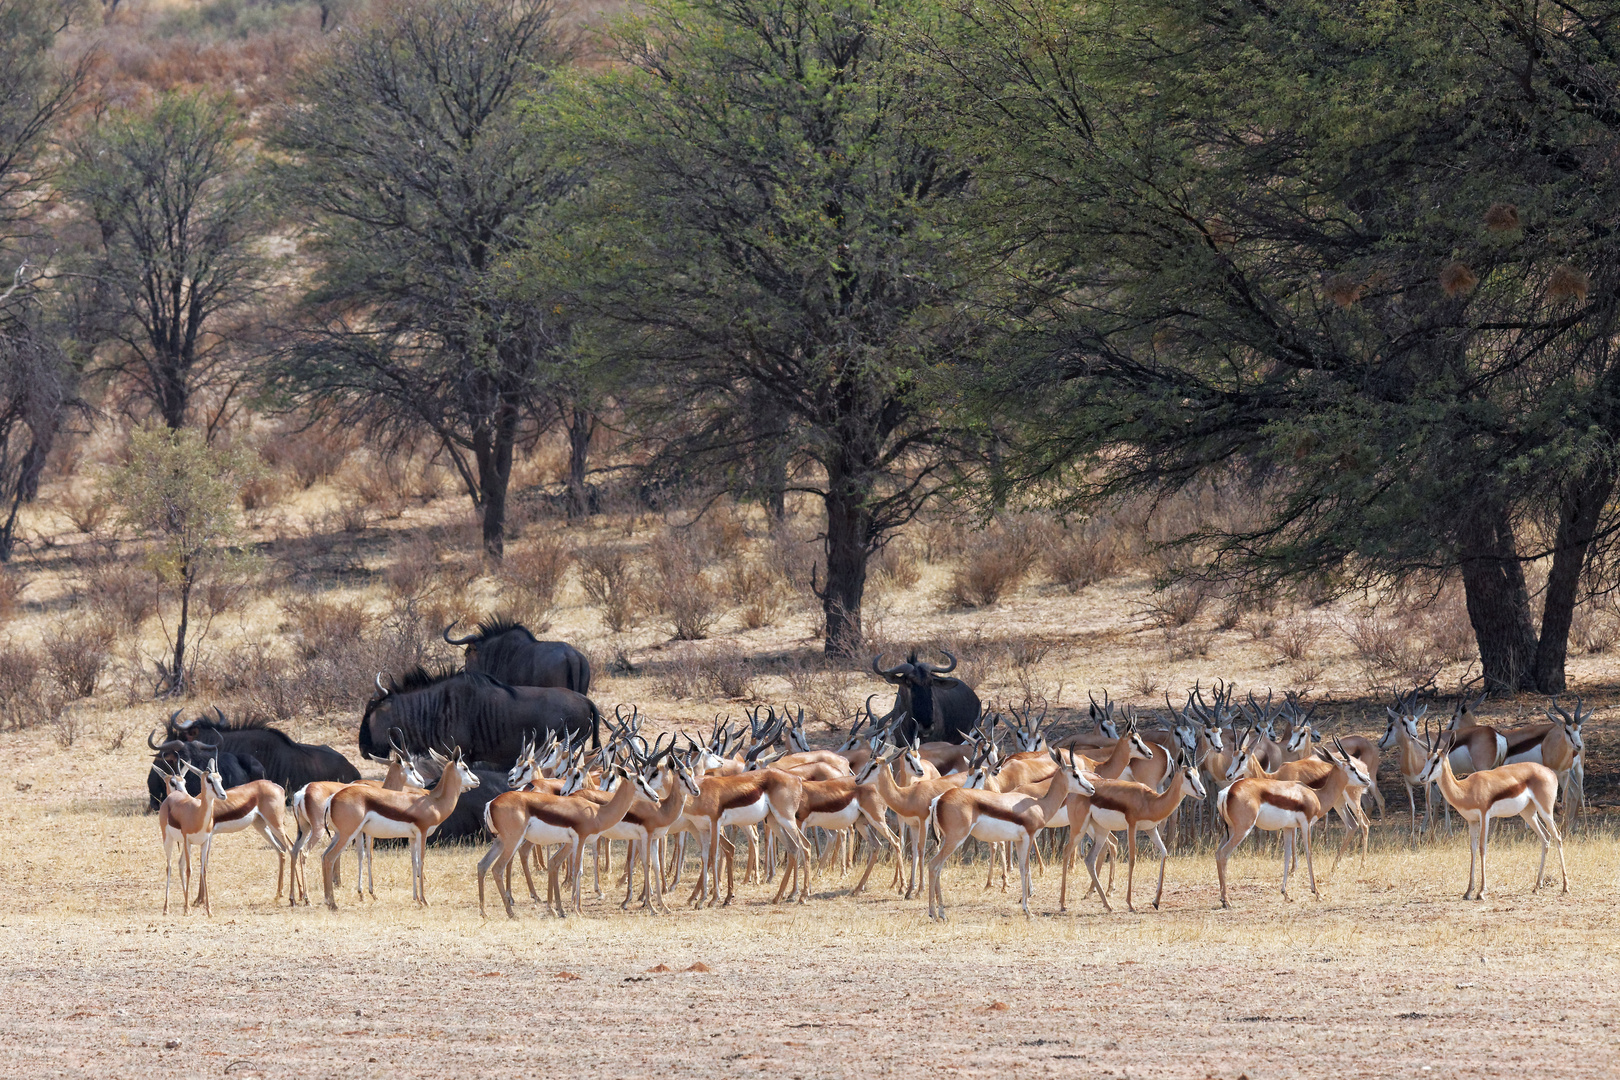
xmin=474 ymin=615 xmax=538 ymax=643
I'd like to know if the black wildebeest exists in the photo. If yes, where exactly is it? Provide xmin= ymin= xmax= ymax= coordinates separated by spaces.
xmin=871 ymin=650 xmax=981 ymax=744
xmin=146 ymin=730 xmax=265 ymax=810
xmin=163 ymin=708 xmax=359 ymax=799
xmin=358 ymin=667 xmax=601 ymax=769
xmin=443 ymin=618 xmax=592 ymax=694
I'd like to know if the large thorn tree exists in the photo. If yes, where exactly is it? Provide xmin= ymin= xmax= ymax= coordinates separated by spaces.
xmin=547 ymin=0 xmax=978 ymax=654
xmin=269 ymin=0 xmax=580 ymax=557
xmin=922 ymin=0 xmax=1620 ymax=692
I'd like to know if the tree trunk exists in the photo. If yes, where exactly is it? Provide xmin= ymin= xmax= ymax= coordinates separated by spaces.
xmin=1533 ymin=468 xmax=1615 ymax=694
xmin=1456 ymin=495 xmax=1538 ymax=692
xmin=157 ymin=358 xmax=187 ymax=429
xmin=169 ymin=564 xmax=193 ymax=696
xmin=563 ymin=403 xmax=594 ymax=520
xmin=820 ymin=460 xmax=872 ymax=657
xmin=474 ymin=404 xmax=518 ymax=559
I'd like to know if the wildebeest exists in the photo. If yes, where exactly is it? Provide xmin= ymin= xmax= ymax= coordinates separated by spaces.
xmin=871 ymin=650 xmax=981 ymax=744
xmin=444 ymin=618 xmax=592 ymax=694
xmin=162 ymin=708 xmax=359 ymax=799
xmin=358 ymin=667 xmax=601 ymax=769
xmin=146 ymin=730 xmax=265 ymax=810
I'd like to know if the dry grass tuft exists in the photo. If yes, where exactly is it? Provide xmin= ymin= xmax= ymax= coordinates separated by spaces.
xmin=499 ymin=534 xmax=573 ymax=629
xmin=41 ymin=620 xmax=115 ymax=700
xmin=650 ymin=531 xmax=721 ymax=640
xmin=945 ymin=519 xmax=1039 ymax=608
xmin=0 ymin=644 xmax=42 ymax=729
xmin=1043 ymin=520 xmax=1119 ymax=593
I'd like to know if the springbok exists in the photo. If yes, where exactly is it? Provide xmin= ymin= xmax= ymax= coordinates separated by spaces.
xmin=1416 ymin=728 xmax=1568 ymax=900
xmin=156 ymin=757 xmax=226 ymax=916
xmin=320 ymin=748 xmax=481 ymax=909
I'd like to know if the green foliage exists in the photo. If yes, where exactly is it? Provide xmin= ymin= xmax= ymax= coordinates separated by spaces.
xmin=268 ymin=0 xmax=576 ymax=556
xmin=543 ymin=0 xmax=980 ymax=652
xmin=920 ymin=0 xmax=1620 ymax=689
xmin=109 ymin=426 xmax=264 ymax=693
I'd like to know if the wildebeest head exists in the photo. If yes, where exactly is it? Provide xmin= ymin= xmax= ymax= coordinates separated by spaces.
xmin=871 ymin=650 xmax=964 ymax=738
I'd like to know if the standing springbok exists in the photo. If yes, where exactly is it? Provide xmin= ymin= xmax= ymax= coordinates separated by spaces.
xmin=1379 ymin=697 xmax=1436 ymax=835
xmin=1417 ymin=728 xmax=1568 ymax=900
xmin=289 ymin=739 xmax=426 ymax=905
xmin=191 ymin=777 xmax=292 ymax=908
xmin=926 ymin=751 xmax=1095 ymax=920
xmin=156 ymin=757 xmax=226 ymax=916
xmin=320 ymin=747 xmax=480 ymax=909
xmin=1066 ymin=751 xmax=1207 ymax=913
xmin=1215 ymin=772 xmax=1322 ymax=908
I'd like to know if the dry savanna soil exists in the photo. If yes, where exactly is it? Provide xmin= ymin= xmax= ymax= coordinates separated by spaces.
xmin=7 ymin=471 xmax=1620 ymax=1076
xmin=3 ymin=713 xmax=1619 ymax=1079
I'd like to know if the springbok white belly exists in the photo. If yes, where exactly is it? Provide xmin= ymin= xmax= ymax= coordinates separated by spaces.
xmin=968 ymin=817 xmax=1027 ymax=844
xmin=1253 ymin=805 xmax=1305 ymax=832
xmin=805 ymin=805 xmax=860 ymax=831
xmin=719 ymin=797 xmax=769 ymax=829
xmin=522 ymin=820 xmax=578 ymax=846
xmin=1486 ymin=792 xmax=1534 ymax=820
xmin=361 ymin=813 xmax=419 ymax=840
xmin=1506 ymin=744 xmax=1545 ymax=766
xmin=1087 ymin=807 xmax=1129 ymax=833
xmin=1041 ymin=805 xmax=1070 ymax=830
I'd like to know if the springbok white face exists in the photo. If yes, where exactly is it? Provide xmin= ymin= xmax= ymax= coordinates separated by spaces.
xmin=453 ymin=757 xmax=481 ymax=790
xmin=154 ymin=763 xmax=187 ymax=796
xmin=1285 ymin=724 xmax=1312 ymax=753
xmin=673 ymin=758 xmax=702 ymax=797
xmin=1338 ymin=749 xmax=1372 ymax=788
xmin=1173 ymin=725 xmax=1198 ymax=758
xmin=1203 ymin=723 xmax=1224 ymax=753
xmin=399 ymin=755 xmax=427 ymax=788
xmin=186 ymin=758 xmax=226 ymax=799
xmin=855 ymin=753 xmax=885 ymax=786
xmin=1180 ymin=761 xmax=1208 ymax=799
xmin=558 ymin=766 xmax=587 ymax=796
xmin=1126 ymin=729 xmax=1152 ymax=760
xmin=902 ymin=744 xmax=928 ymax=779
xmin=1566 ymin=719 xmax=1586 ymax=755
xmin=1051 ymin=751 xmax=1096 ymax=797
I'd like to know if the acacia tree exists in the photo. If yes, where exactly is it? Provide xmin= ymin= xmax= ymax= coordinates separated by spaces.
xmin=549 ymin=0 xmax=978 ymax=654
xmin=269 ymin=0 xmax=581 ymax=556
xmin=0 ymin=0 xmax=91 ymax=561
xmin=65 ymin=92 xmax=264 ymax=433
xmin=922 ymin=0 xmax=1620 ymax=692
xmin=110 ymin=426 xmax=262 ymax=695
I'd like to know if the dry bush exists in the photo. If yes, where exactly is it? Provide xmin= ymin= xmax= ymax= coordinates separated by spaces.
xmin=650 ymin=531 xmax=721 ymax=640
xmin=1131 ymin=669 xmax=1161 ymax=696
xmin=0 ymin=571 xmax=22 ymax=624
xmin=726 ymin=559 xmax=790 ymax=630
xmin=579 ymin=547 xmax=646 ymax=633
xmin=1244 ymin=612 xmax=1279 ymax=641
xmin=1044 ymin=520 xmax=1120 ymax=593
xmin=0 ymin=644 xmax=42 ymax=729
xmin=871 ymin=538 xmax=922 ymax=593
xmin=1142 ymin=581 xmax=1208 ymax=628
xmin=60 ymin=490 xmax=111 ymax=535
xmin=284 ymin=596 xmax=374 ymax=661
xmin=499 ymin=535 xmax=573 ymax=627
xmin=259 ymin=420 xmax=355 ymax=490
xmin=385 ymin=533 xmax=440 ymax=598
xmin=659 ymin=644 xmax=757 ymax=701
xmin=945 ymin=520 xmax=1040 ymax=609
xmin=1162 ymin=625 xmax=1212 ymax=661
xmin=781 ymin=658 xmax=855 ymax=725
xmin=1338 ymin=610 xmax=1443 ymax=690
xmin=919 ymin=519 xmax=970 ymax=564
xmin=42 ymin=620 xmax=114 ymax=700
xmin=1571 ymin=600 xmax=1620 ymax=655
xmin=1271 ymin=618 xmax=1321 ymax=663
xmin=80 ymin=554 xmax=158 ymax=632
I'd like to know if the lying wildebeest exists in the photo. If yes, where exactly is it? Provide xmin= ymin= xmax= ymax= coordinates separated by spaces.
xmin=164 ymin=708 xmax=359 ymax=799
xmin=443 ymin=618 xmax=592 ymax=694
xmin=146 ymin=730 xmax=264 ymax=810
xmin=871 ymin=650 xmax=981 ymax=744
xmin=357 ymin=667 xmax=601 ymax=768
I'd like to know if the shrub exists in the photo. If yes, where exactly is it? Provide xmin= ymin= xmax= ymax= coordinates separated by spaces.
xmin=60 ymin=490 xmax=112 ymax=535
xmin=945 ymin=521 xmax=1039 ymax=608
xmin=86 ymin=560 xmax=159 ymax=631
xmin=1044 ymin=521 xmax=1119 ymax=593
xmin=1142 ymin=581 xmax=1207 ymax=629
xmin=650 ymin=531 xmax=720 ymax=640
xmin=871 ymin=538 xmax=922 ymax=592
xmin=727 ymin=559 xmax=789 ymax=630
xmin=1571 ymin=601 xmax=1620 ymax=655
xmin=1271 ymin=618 xmax=1321 ymax=663
xmin=500 ymin=534 xmax=573 ymax=627
xmin=0 ymin=644 xmax=43 ymax=729
xmin=259 ymin=420 xmax=354 ymax=489
xmin=657 ymin=644 xmax=756 ymax=700
xmin=42 ymin=620 xmax=114 ymax=699
xmin=385 ymin=533 xmax=440 ymax=598
xmin=579 ymin=547 xmax=645 ymax=633
xmin=0 ymin=570 xmax=22 ymax=623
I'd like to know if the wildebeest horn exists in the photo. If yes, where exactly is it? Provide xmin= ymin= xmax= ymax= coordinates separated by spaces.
xmin=214 ymin=706 xmax=228 ymax=725
xmin=871 ymin=654 xmax=907 ymax=680
xmin=443 ymin=620 xmax=479 ymax=646
xmin=376 ymin=673 xmax=387 ymax=695
xmin=148 ymin=728 xmax=164 ymax=750
xmin=927 ymin=649 xmax=958 ymax=675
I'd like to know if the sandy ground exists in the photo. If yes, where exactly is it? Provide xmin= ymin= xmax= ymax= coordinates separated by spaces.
xmin=3 ymin=718 xmax=1618 ymax=1080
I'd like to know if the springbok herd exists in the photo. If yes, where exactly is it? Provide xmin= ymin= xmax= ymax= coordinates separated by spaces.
xmin=151 ymin=685 xmax=1588 ymax=920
